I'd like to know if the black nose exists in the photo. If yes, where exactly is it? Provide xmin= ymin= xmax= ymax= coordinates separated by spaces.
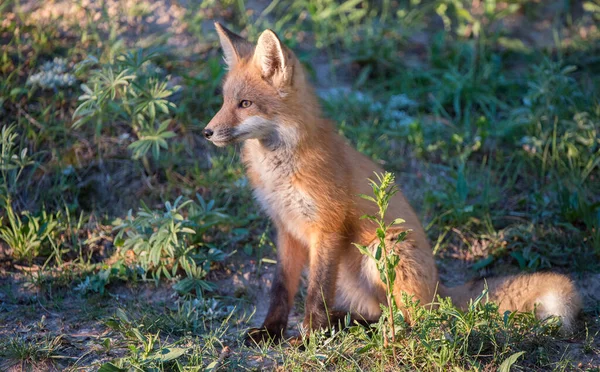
xmin=203 ymin=128 xmax=214 ymax=139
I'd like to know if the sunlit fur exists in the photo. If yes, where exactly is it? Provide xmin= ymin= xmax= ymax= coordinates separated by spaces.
xmin=205 ymin=23 xmax=582 ymax=336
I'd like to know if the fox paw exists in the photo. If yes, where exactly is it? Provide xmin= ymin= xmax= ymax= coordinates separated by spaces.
xmin=286 ymin=334 xmax=305 ymax=348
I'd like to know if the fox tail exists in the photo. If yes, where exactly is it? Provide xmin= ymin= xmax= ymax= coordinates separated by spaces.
xmin=440 ymin=272 xmax=581 ymax=332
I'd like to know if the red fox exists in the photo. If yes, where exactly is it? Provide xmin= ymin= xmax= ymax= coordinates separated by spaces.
xmin=204 ymin=23 xmax=581 ymax=342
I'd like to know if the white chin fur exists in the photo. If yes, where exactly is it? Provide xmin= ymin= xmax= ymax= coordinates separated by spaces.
xmin=234 ymin=116 xmax=278 ymax=142
xmin=211 ymin=140 xmax=230 ymax=147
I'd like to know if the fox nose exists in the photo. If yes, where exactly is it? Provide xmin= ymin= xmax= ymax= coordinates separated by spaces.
xmin=203 ymin=128 xmax=214 ymax=139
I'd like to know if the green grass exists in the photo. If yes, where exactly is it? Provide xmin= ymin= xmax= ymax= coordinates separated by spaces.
xmin=0 ymin=334 xmax=64 ymax=371
xmin=1 ymin=0 xmax=600 ymax=370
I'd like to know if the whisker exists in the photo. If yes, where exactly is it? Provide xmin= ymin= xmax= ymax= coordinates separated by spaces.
xmin=230 ymin=143 xmax=238 ymax=168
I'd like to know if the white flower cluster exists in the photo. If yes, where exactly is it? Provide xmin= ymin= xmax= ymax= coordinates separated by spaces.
xmin=318 ymin=87 xmax=417 ymax=128
xmin=26 ymin=57 xmax=76 ymax=90
xmin=186 ymin=297 xmax=235 ymax=322
xmin=318 ymin=87 xmax=372 ymax=105
xmin=385 ymin=94 xmax=417 ymax=128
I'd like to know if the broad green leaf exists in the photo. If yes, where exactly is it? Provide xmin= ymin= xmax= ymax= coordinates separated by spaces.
xmin=472 ymin=256 xmax=495 ymax=271
xmin=358 ymin=194 xmax=376 ymax=203
xmin=499 ymin=351 xmax=526 ymax=372
xmin=150 ymin=347 xmax=188 ymax=362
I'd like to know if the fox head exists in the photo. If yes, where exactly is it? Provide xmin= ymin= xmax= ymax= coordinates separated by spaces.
xmin=203 ymin=23 xmax=313 ymax=147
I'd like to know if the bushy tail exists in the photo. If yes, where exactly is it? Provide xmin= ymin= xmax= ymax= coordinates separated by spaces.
xmin=440 ymin=272 xmax=581 ymax=332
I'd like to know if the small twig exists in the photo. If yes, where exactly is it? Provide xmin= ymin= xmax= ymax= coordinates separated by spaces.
xmin=15 ymin=103 xmax=45 ymax=130
xmin=37 ymin=300 xmax=61 ymax=318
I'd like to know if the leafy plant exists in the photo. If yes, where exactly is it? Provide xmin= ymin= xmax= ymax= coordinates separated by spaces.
xmin=0 ymin=124 xmax=35 ymax=205
xmin=73 ymin=50 xmax=180 ymax=162
xmin=0 ymin=334 xmax=64 ymax=371
xmin=74 ymin=260 xmax=139 ymax=295
xmin=511 ymin=61 xmax=599 ymax=184
xmin=436 ymin=0 xmax=520 ymax=38
xmin=0 ymin=208 xmax=60 ymax=263
xmin=353 ymin=171 xmax=409 ymax=357
xmin=101 ymin=308 xmax=189 ymax=371
xmin=113 ymin=195 xmax=229 ymax=296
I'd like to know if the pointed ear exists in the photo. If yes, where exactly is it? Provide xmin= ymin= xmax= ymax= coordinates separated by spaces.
xmin=253 ymin=29 xmax=293 ymax=87
xmin=214 ymin=22 xmax=253 ymax=68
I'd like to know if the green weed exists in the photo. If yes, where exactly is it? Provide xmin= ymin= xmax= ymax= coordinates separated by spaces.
xmin=111 ymin=195 xmax=230 ymax=296
xmin=0 ymin=334 xmax=64 ymax=371
xmin=354 ymin=172 xmax=408 ymax=355
xmin=74 ymin=50 xmax=180 ymax=163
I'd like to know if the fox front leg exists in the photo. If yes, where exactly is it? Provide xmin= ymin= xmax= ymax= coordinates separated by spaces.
xmin=302 ymin=232 xmax=345 ymax=332
xmin=246 ymin=230 xmax=307 ymax=344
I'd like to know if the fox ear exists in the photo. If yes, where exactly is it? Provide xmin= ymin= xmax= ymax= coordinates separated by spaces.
xmin=253 ymin=29 xmax=293 ymax=87
xmin=214 ymin=22 xmax=253 ymax=68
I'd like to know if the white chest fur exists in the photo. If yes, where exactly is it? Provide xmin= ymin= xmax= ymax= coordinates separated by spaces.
xmin=244 ymin=139 xmax=317 ymax=242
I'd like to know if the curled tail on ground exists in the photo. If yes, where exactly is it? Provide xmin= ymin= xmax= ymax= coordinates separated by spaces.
xmin=439 ymin=272 xmax=582 ymax=332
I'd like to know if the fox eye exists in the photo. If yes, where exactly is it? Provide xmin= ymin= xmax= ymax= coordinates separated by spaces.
xmin=239 ymin=100 xmax=252 ymax=108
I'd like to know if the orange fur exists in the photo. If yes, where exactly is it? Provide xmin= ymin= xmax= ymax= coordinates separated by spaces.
xmin=205 ymin=23 xmax=582 ymax=339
